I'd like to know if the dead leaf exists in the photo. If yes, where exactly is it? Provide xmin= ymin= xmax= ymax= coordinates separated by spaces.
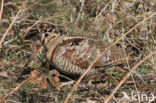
xmin=48 ymin=70 xmax=60 ymax=91
xmin=29 ymin=69 xmax=61 ymax=91
xmin=30 ymin=70 xmax=48 ymax=89
xmin=35 ymin=76 xmax=48 ymax=88
xmin=31 ymin=70 xmax=42 ymax=78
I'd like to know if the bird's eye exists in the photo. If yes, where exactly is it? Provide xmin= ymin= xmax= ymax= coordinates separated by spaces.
xmin=44 ymin=33 xmax=49 ymax=38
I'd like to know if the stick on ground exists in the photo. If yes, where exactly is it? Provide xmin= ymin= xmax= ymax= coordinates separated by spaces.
xmin=64 ymin=12 xmax=156 ymax=103
xmin=0 ymin=0 xmax=28 ymax=47
xmin=104 ymin=50 xmax=156 ymax=103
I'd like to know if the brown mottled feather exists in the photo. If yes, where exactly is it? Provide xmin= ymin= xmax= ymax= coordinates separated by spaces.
xmin=42 ymin=32 xmax=131 ymax=75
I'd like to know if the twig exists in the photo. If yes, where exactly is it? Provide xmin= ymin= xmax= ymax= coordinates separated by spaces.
xmin=122 ymin=45 xmax=140 ymax=103
xmin=64 ymin=12 xmax=156 ymax=103
xmin=0 ymin=0 xmax=28 ymax=47
xmin=95 ymin=2 xmax=110 ymax=21
xmin=104 ymin=50 xmax=156 ymax=103
xmin=5 ymin=77 xmax=31 ymax=98
xmin=74 ymin=0 xmax=85 ymax=28
xmin=0 ymin=0 xmax=4 ymax=24
xmin=22 ymin=20 xmax=40 ymax=35
xmin=18 ymin=18 xmax=63 ymax=26
xmin=0 ymin=94 xmax=6 ymax=103
xmin=60 ymin=81 xmax=75 ymax=87
xmin=6 ymin=100 xmax=21 ymax=103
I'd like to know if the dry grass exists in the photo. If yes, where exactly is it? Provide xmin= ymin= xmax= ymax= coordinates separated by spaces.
xmin=0 ymin=0 xmax=156 ymax=103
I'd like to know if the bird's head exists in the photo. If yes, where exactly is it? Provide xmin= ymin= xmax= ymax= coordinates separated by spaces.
xmin=41 ymin=32 xmax=60 ymax=45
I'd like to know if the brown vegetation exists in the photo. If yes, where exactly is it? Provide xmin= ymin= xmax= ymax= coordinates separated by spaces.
xmin=0 ymin=0 xmax=156 ymax=103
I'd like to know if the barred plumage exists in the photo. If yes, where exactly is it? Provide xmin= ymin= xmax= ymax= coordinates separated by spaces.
xmin=42 ymin=32 xmax=131 ymax=75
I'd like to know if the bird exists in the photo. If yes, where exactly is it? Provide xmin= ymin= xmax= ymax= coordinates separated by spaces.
xmin=41 ymin=32 xmax=131 ymax=76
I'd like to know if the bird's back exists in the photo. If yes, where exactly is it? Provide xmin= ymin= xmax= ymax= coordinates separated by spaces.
xmin=45 ymin=35 xmax=130 ymax=75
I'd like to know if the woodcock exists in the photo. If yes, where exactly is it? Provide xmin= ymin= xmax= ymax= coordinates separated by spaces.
xmin=41 ymin=32 xmax=131 ymax=76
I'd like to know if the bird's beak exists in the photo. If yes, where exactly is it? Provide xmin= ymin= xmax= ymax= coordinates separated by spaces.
xmin=41 ymin=35 xmax=45 ymax=45
xmin=41 ymin=39 xmax=45 ymax=45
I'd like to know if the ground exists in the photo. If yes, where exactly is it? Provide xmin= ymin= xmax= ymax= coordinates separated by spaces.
xmin=0 ymin=0 xmax=156 ymax=103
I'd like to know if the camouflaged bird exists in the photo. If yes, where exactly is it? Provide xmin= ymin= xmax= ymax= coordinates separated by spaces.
xmin=41 ymin=32 xmax=131 ymax=76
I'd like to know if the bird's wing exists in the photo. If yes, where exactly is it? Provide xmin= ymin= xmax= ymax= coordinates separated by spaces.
xmin=50 ymin=37 xmax=97 ymax=75
xmin=51 ymin=37 xmax=130 ymax=75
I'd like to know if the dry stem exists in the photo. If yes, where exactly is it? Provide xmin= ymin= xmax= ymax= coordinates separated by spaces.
xmin=0 ymin=0 xmax=4 ymax=23
xmin=64 ymin=12 xmax=156 ymax=103
xmin=5 ymin=77 xmax=31 ymax=99
xmin=0 ymin=0 xmax=28 ymax=47
xmin=104 ymin=50 xmax=156 ymax=103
